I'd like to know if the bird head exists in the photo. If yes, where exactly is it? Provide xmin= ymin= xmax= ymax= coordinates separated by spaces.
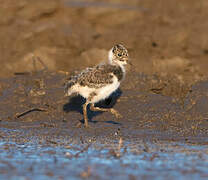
xmin=108 ymin=44 xmax=130 ymax=66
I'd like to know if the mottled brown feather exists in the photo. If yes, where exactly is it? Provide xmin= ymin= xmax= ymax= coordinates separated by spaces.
xmin=65 ymin=63 xmax=124 ymax=89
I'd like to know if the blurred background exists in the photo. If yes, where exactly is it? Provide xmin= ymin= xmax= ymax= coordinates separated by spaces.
xmin=1 ymin=0 xmax=208 ymax=82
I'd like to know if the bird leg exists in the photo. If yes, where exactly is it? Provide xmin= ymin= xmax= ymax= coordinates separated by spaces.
xmin=83 ymin=102 xmax=89 ymax=127
xmin=90 ymin=104 xmax=122 ymax=118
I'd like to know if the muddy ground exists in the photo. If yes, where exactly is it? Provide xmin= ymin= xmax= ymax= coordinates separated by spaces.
xmin=1 ymin=0 xmax=208 ymax=179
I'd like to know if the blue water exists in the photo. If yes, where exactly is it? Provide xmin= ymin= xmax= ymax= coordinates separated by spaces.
xmin=0 ymin=140 xmax=208 ymax=180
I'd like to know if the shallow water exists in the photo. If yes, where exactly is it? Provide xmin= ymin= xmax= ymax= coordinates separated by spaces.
xmin=0 ymin=139 xmax=208 ymax=180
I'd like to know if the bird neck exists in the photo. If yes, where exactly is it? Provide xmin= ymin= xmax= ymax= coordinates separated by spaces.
xmin=110 ymin=61 xmax=126 ymax=75
xmin=108 ymin=49 xmax=114 ymax=64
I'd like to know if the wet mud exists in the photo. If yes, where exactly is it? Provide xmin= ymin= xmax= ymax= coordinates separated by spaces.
xmin=1 ymin=70 xmax=208 ymax=179
xmin=1 ymin=0 xmax=208 ymax=179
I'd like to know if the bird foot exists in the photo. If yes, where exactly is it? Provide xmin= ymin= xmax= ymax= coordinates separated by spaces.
xmin=76 ymin=121 xmax=91 ymax=128
xmin=110 ymin=109 xmax=122 ymax=118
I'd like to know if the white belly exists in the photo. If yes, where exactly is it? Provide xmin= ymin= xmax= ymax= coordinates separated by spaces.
xmin=71 ymin=84 xmax=95 ymax=99
xmin=91 ymin=78 xmax=120 ymax=103
xmin=71 ymin=76 xmax=120 ymax=103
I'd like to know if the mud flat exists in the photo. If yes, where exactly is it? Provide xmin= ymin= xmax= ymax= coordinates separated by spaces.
xmin=1 ymin=71 xmax=208 ymax=179
xmin=1 ymin=0 xmax=208 ymax=179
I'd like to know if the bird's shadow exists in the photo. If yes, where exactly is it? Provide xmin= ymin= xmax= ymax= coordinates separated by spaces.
xmin=63 ymin=88 xmax=122 ymax=125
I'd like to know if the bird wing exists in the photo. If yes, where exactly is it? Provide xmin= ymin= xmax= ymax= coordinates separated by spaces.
xmin=76 ymin=64 xmax=114 ymax=88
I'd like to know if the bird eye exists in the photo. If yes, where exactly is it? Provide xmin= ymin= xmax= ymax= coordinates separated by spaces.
xmin=117 ymin=53 xmax=122 ymax=57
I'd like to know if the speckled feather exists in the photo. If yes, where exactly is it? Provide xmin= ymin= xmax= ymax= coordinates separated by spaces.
xmin=65 ymin=63 xmax=123 ymax=90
